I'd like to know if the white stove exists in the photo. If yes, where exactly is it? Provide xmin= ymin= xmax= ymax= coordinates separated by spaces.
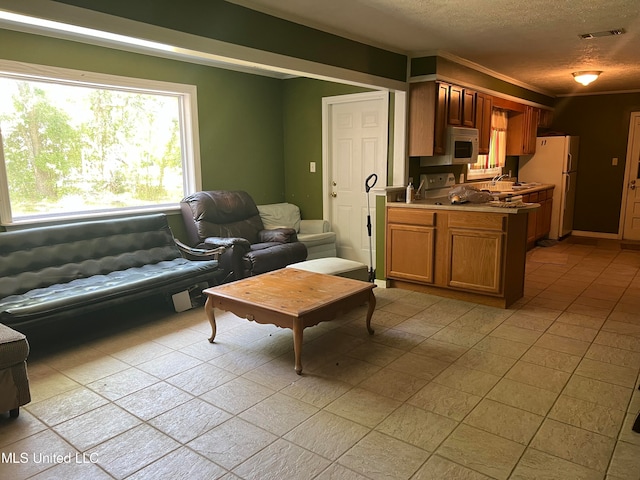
xmin=419 ymin=173 xmax=456 ymax=199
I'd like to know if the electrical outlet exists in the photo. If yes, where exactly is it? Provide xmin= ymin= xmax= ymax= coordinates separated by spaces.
xmin=612 ymin=157 xmax=618 ymax=166
xmin=310 ymin=162 xmax=316 ymax=173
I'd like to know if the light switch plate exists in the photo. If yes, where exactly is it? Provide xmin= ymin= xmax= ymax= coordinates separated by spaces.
xmin=310 ymin=162 xmax=316 ymax=172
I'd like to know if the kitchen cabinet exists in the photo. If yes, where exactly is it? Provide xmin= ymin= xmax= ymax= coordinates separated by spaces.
xmin=386 ymin=208 xmax=435 ymax=283
xmin=409 ymin=81 xmax=477 ymax=156
xmin=475 ymin=92 xmax=493 ymax=155
xmin=521 ymin=186 xmax=554 ymax=248
xmin=538 ymin=108 xmax=554 ymax=128
xmin=506 ymin=106 xmax=539 ymax=155
xmin=386 ymin=205 xmax=529 ymax=308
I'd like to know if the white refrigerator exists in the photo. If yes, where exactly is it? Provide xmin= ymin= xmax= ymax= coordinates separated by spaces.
xmin=518 ymin=136 xmax=579 ymax=240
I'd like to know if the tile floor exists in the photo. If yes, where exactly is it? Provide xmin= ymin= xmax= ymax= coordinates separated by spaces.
xmin=1 ymin=238 xmax=640 ymax=480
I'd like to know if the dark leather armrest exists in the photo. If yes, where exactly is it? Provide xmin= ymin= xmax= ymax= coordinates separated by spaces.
xmin=175 ymin=239 xmax=225 ymax=260
xmin=204 ymin=236 xmax=251 ymax=250
xmin=259 ymin=228 xmax=298 ymax=243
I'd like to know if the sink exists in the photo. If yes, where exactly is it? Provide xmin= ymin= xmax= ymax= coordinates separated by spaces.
xmin=471 ymin=181 xmax=515 ymax=192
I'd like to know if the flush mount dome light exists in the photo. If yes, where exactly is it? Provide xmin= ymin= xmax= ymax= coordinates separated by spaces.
xmin=572 ymin=71 xmax=602 ymax=86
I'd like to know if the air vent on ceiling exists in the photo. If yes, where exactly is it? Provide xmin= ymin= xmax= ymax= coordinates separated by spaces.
xmin=579 ymin=28 xmax=626 ymax=39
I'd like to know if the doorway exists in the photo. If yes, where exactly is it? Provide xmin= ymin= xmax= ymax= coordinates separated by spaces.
xmin=322 ymin=91 xmax=389 ymax=265
xmin=620 ymin=112 xmax=640 ymax=240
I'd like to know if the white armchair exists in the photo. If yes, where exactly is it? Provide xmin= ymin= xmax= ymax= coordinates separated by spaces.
xmin=257 ymin=203 xmax=337 ymax=260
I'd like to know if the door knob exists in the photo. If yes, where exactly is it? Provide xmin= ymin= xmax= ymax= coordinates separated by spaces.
xmin=332 ymin=181 xmax=337 ymax=186
xmin=631 ymin=180 xmax=636 ymax=190
xmin=331 ymin=192 xmax=337 ymax=197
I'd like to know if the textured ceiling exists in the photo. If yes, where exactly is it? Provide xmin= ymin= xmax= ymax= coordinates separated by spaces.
xmin=228 ymin=0 xmax=640 ymax=96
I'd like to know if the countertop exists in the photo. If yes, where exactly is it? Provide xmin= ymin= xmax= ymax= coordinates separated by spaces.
xmin=385 ymin=183 xmax=553 ymax=214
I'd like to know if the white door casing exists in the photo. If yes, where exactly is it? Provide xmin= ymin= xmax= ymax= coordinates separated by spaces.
xmin=621 ymin=112 xmax=640 ymax=240
xmin=322 ymin=91 xmax=389 ymax=265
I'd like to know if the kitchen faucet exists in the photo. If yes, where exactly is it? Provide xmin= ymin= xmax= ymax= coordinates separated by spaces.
xmin=491 ymin=173 xmax=509 ymax=184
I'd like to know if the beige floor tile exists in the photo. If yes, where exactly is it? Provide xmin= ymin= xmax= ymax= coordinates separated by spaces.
xmin=284 ymin=410 xmax=369 ymax=460
xmin=386 ymin=352 xmax=450 ymax=381
xmin=408 ymin=382 xmax=482 ymax=421
xmin=370 ymin=327 xmax=426 ymax=350
xmin=85 ymin=367 xmax=159 ymax=401
xmin=315 ymin=464 xmax=371 ymax=480
xmin=187 ymin=417 xmax=277 ymax=470
xmin=549 ymin=395 xmax=625 ymax=438
xmin=574 ymin=358 xmax=638 ymax=388
xmin=503 ymin=311 xmax=556 ymax=332
xmin=489 ymin=324 xmax=542 ymax=345
xmin=619 ymin=413 xmax=640 ymax=446
xmin=437 ymin=424 xmax=525 ymax=480
xmin=394 ymin=316 xmax=443 ymax=337
xmin=566 ymin=302 xmax=612 ymax=319
xmin=447 ymin=306 xmax=513 ymax=334
xmin=376 ymin=403 xmax=457 ymax=451
xmin=325 ymin=387 xmax=401 ymax=428
xmin=585 ymin=343 xmax=640 ymax=369
xmin=556 ymin=311 xmax=607 ymax=330
xmin=463 ymin=398 xmax=543 ymax=445
xmin=346 ymin=341 xmax=405 ymax=367
xmin=242 ymin=357 xmax=303 ymax=390
xmin=29 ymin=461 xmax=114 ymax=480
xmin=505 ymin=361 xmax=571 ymax=393
xmin=608 ymin=439 xmax=640 ymax=480
xmin=547 ymin=322 xmax=599 ymax=342
xmin=26 ymin=363 xmax=82 ymax=404
xmin=200 ymin=377 xmax=275 ymax=414
xmin=380 ymin=300 xmax=426 ymax=317
xmin=234 ymin=438 xmax=331 ymax=480
xmin=358 ymin=367 xmax=429 ymax=401
xmin=429 ymin=326 xmax=485 ymax=348
xmin=472 ymin=335 xmax=530 ymax=359
xmin=520 ymin=346 xmax=581 ymax=373
xmin=309 ymin=355 xmax=382 ymax=385
xmin=109 ymin=341 xmax=174 ymax=366
xmin=411 ymin=337 xmax=467 ymax=362
xmin=486 ymin=377 xmax=558 ymax=416
xmin=530 ymin=418 xmax=616 ymax=472
xmin=238 ymin=392 xmax=318 ymax=436
xmin=115 ymin=381 xmax=193 ymax=421
xmin=412 ymin=455 xmax=492 ymax=480
xmin=209 ymin=348 xmax=274 ymax=375
xmin=0 ymin=410 xmax=48 ymax=449
xmin=534 ymin=332 xmax=591 ymax=356
xmin=433 ymin=364 xmax=501 ymax=397
xmin=338 ymin=430 xmax=430 ymax=480
xmin=165 ymin=362 xmax=235 ymax=395
xmin=603 ymin=320 xmax=640 ymax=338
xmin=594 ymin=331 xmax=640 ymax=352
xmin=279 ymin=374 xmax=351 ymax=408
xmin=454 ymin=349 xmax=517 ymax=376
xmin=126 ymin=446 xmax=226 ymax=480
xmin=88 ymin=424 xmax=180 ymax=479
xmin=149 ymin=397 xmax=231 ymax=443
xmin=26 ymin=387 xmax=109 ymax=427
xmin=53 ymin=403 xmax=140 ymax=451
xmin=136 ymin=350 xmax=202 ymax=379
xmin=563 ymin=375 xmax=633 ymax=411
xmin=370 ymin=309 xmax=413 ymax=329
xmin=510 ymin=448 xmax=604 ymax=480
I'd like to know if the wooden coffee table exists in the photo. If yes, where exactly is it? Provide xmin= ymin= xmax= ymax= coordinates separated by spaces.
xmin=202 ymin=268 xmax=376 ymax=374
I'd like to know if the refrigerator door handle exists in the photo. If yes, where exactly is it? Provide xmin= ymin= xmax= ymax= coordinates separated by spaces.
xmin=565 ymin=174 xmax=570 ymax=193
xmin=567 ymin=153 xmax=573 ymax=172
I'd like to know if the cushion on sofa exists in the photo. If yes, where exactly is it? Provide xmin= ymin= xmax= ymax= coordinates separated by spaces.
xmin=257 ymin=203 xmax=301 ymax=232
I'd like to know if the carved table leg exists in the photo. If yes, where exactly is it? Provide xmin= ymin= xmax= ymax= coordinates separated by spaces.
xmin=205 ymin=296 xmax=217 ymax=343
xmin=365 ymin=289 xmax=376 ymax=335
xmin=292 ymin=318 xmax=303 ymax=375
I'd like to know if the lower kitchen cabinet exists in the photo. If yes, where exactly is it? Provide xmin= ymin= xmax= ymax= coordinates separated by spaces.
xmin=386 ymin=205 xmax=530 ymax=308
xmin=522 ymin=186 xmax=554 ymax=249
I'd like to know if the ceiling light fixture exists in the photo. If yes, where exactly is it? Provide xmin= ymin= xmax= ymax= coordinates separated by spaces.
xmin=572 ymin=71 xmax=602 ymax=86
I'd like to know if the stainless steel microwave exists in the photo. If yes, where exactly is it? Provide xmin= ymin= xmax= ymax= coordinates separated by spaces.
xmin=420 ymin=126 xmax=479 ymax=166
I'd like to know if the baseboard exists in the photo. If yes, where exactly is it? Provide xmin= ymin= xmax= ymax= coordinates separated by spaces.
xmin=570 ymin=230 xmax=619 ymax=240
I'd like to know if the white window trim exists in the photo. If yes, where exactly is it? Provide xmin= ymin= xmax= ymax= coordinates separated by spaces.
xmin=0 ymin=59 xmax=201 ymax=226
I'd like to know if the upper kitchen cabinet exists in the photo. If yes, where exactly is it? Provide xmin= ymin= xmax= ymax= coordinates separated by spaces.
xmin=409 ymin=81 xmax=449 ymax=156
xmin=475 ymin=92 xmax=493 ymax=155
xmin=409 ymin=81 xmax=480 ymax=157
xmin=506 ymin=105 xmax=539 ymax=155
xmin=538 ymin=108 xmax=554 ymax=129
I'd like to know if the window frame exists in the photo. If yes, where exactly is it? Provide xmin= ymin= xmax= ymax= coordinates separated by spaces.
xmin=0 ymin=59 xmax=201 ymax=226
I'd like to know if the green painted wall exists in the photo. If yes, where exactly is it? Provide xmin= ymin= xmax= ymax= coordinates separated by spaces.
xmin=53 ymin=0 xmax=407 ymax=82
xmin=552 ymin=93 xmax=640 ymax=234
xmin=0 ymin=28 xmax=286 ymax=207
xmin=281 ymin=78 xmax=371 ymax=219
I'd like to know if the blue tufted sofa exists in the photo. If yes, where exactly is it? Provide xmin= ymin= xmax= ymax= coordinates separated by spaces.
xmin=0 ymin=213 xmax=225 ymax=331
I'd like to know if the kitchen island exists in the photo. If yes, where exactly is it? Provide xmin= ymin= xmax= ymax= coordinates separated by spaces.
xmin=385 ymin=196 xmax=539 ymax=308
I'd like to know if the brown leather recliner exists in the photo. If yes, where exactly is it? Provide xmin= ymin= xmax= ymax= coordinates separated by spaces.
xmin=180 ymin=191 xmax=308 ymax=281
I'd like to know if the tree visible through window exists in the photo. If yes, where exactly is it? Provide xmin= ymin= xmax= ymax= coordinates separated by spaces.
xmin=0 ymin=72 xmax=194 ymax=223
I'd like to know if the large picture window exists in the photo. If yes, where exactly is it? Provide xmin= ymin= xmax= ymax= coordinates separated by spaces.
xmin=0 ymin=61 xmax=200 ymax=224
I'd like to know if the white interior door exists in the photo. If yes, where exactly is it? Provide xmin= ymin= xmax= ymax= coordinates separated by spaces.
xmin=622 ymin=113 xmax=640 ymax=240
xmin=323 ymin=92 xmax=388 ymax=265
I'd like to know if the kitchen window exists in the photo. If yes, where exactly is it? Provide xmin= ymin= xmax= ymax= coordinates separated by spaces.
xmin=467 ymin=109 xmax=508 ymax=180
xmin=0 ymin=61 xmax=201 ymax=225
